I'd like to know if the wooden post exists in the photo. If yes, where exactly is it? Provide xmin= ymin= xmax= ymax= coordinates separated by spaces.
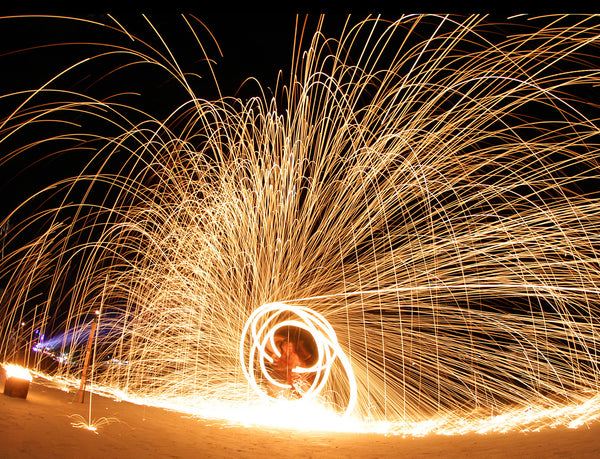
xmin=76 ymin=318 xmax=98 ymax=403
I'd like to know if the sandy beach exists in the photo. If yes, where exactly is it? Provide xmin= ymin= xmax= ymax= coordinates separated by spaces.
xmin=0 ymin=371 xmax=599 ymax=458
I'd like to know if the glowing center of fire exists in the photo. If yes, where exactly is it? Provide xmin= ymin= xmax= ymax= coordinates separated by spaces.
xmin=4 ymin=364 xmax=33 ymax=382
xmin=240 ymin=302 xmax=357 ymax=417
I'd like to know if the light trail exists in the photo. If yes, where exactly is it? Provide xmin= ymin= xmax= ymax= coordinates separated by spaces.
xmin=0 ymin=14 xmax=600 ymax=435
xmin=240 ymin=302 xmax=357 ymax=416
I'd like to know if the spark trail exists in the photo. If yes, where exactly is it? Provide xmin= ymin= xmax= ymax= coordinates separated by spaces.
xmin=1 ymin=14 xmax=600 ymax=434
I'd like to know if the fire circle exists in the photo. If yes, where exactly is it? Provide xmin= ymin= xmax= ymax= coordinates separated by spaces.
xmin=240 ymin=302 xmax=357 ymax=417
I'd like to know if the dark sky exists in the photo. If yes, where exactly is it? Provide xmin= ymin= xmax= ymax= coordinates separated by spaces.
xmin=0 ymin=12 xmax=326 ymax=315
xmin=2 ymin=13 xmax=591 ymax=221
xmin=1 ymin=12 xmax=597 ymax=320
xmin=0 ymin=13 xmax=347 ymax=219
xmin=0 ymin=13 xmax=304 ymax=102
xmin=0 ymin=12 xmax=367 ymax=326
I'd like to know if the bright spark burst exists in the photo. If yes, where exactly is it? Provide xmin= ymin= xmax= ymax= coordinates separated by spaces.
xmin=1 ymin=14 xmax=600 ymax=435
xmin=69 ymin=414 xmax=119 ymax=434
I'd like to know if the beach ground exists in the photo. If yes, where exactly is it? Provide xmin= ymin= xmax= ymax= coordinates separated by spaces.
xmin=1 ymin=370 xmax=599 ymax=458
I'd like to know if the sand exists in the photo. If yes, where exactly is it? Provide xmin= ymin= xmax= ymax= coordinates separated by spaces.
xmin=1 ymin=371 xmax=599 ymax=458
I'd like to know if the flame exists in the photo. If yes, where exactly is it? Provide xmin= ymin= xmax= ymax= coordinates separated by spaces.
xmin=4 ymin=364 xmax=33 ymax=382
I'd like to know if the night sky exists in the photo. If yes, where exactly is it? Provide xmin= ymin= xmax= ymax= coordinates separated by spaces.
xmin=0 ymin=13 xmax=358 ymax=221
xmin=2 ymin=9 xmax=584 ymax=222
xmin=0 ymin=12 xmax=357 ymax=322
xmin=1 ymin=12 xmax=594 ymax=286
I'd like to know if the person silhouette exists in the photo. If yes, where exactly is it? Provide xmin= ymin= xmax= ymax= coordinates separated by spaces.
xmin=267 ymin=333 xmax=313 ymax=397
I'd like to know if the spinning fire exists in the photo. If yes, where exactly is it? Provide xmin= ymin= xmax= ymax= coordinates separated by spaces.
xmin=1 ymin=14 xmax=600 ymax=435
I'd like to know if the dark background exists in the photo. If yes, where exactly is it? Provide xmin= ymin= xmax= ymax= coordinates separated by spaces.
xmin=0 ymin=12 xmax=358 ymax=333
xmin=0 ymin=12 xmax=315 ymax=219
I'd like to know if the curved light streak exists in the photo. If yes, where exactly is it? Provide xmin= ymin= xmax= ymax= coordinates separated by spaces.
xmin=240 ymin=302 xmax=357 ymax=416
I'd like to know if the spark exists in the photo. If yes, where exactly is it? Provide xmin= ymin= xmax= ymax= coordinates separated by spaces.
xmin=69 ymin=414 xmax=119 ymax=434
xmin=1 ymin=14 xmax=600 ymax=436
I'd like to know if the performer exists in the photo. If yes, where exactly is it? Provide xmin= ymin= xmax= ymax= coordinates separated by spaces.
xmin=267 ymin=331 xmax=313 ymax=397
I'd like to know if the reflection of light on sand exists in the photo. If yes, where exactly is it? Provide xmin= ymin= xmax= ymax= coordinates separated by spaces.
xmin=33 ymin=370 xmax=599 ymax=436
xmin=22 ymin=369 xmax=600 ymax=435
xmin=392 ymin=395 xmax=600 ymax=436
xmin=202 ymin=398 xmax=369 ymax=433
xmin=117 ymin=392 xmax=600 ymax=436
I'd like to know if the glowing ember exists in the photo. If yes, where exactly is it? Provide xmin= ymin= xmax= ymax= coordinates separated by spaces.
xmin=69 ymin=414 xmax=118 ymax=434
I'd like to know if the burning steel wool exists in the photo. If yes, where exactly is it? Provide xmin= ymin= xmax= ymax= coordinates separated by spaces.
xmin=240 ymin=302 xmax=357 ymax=416
xmin=1 ymin=14 xmax=600 ymax=434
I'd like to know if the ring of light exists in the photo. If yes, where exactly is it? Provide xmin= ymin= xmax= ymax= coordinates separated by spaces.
xmin=240 ymin=302 xmax=357 ymax=417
